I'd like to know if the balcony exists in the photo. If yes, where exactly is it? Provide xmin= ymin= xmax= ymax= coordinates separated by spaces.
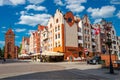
xmin=78 ymin=32 xmax=83 ymax=36
xmin=92 ymin=42 xmax=96 ymax=46
xmin=78 ymin=40 xmax=83 ymax=43
xmin=92 ymin=36 xmax=95 ymax=39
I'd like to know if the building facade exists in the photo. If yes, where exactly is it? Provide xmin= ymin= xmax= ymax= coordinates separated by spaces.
xmin=21 ymin=37 xmax=29 ymax=54
xmin=46 ymin=9 xmax=84 ymax=61
xmin=4 ymin=29 xmax=17 ymax=59
xmin=24 ymin=9 xmax=120 ymax=61
xmin=82 ymin=15 xmax=92 ymax=56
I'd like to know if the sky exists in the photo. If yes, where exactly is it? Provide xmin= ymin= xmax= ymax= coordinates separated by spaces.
xmin=0 ymin=0 xmax=120 ymax=48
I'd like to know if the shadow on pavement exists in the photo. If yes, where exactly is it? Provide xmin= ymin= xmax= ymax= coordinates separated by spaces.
xmin=0 ymin=59 xmax=31 ymax=64
xmin=1 ymin=68 xmax=111 ymax=80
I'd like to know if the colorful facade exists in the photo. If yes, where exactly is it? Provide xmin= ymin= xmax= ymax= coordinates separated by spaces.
xmin=4 ymin=29 xmax=18 ymax=59
xmin=21 ymin=37 xmax=29 ymax=54
xmin=46 ymin=9 xmax=84 ymax=61
xmin=22 ymin=9 xmax=120 ymax=61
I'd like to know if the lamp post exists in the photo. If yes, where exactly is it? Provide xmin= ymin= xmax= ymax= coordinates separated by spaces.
xmin=105 ymin=24 xmax=114 ymax=74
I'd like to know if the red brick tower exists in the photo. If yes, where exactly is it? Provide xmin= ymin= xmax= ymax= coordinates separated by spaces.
xmin=4 ymin=28 xmax=15 ymax=59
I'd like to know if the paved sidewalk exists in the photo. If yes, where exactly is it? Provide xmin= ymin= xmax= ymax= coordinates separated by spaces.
xmin=54 ymin=61 xmax=120 ymax=80
xmin=0 ymin=61 xmax=119 ymax=80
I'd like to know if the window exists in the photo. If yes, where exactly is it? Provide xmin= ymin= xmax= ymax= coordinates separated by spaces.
xmin=78 ymin=36 xmax=82 ymax=40
xmin=58 ymin=34 xmax=60 ymax=38
xmin=50 ymin=24 xmax=52 ymax=28
xmin=56 ymin=19 xmax=58 ymax=23
xmin=85 ymin=37 xmax=87 ymax=41
xmin=55 ymin=27 xmax=57 ymax=32
xmin=88 ymin=37 xmax=89 ymax=41
xmin=84 ymin=30 xmax=86 ymax=34
xmin=88 ymin=44 xmax=90 ymax=48
xmin=55 ymin=42 xmax=57 ymax=47
xmin=114 ymin=46 xmax=116 ymax=49
xmin=87 ymin=30 xmax=89 ymax=34
xmin=78 ymin=43 xmax=82 ymax=47
xmin=55 ymin=35 xmax=57 ymax=39
xmin=67 ymin=17 xmax=72 ymax=23
xmin=43 ymin=34 xmax=45 ymax=37
xmin=58 ymin=42 xmax=60 ymax=47
xmin=58 ymin=25 xmax=60 ymax=30
xmin=78 ymin=27 xmax=81 ymax=32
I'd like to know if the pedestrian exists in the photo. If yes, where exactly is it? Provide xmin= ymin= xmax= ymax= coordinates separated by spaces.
xmin=2 ymin=58 xmax=6 ymax=64
xmin=3 ymin=58 xmax=6 ymax=62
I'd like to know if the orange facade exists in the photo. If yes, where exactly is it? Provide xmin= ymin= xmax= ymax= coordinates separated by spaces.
xmin=101 ymin=54 xmax=118 ymax=68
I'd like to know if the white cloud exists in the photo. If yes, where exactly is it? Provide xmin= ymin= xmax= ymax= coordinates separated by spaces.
xmin=110 ymin=0 xmax=120 ymax=4
xmin=25 ymin=5 xmax=47 ymax=11
xmin=94 ymin=19 xmax=102 ymax=24
xmin=2 ymin=26 xmax=6 ymax=29
xmin=28 ymin=0 xmax=44 ymax=4
xmin=15 ymin=28 xmax=26 ymax=32
xmin=1 ymin=31 xmax=6 ymax=33
xmin=15 ymin=36 xmax=19 ymax=38
xmin=26 ymin=30 xmax=36 ymax=35
xmin=9 ymin=0 xmax=25 ymax=5
xmin=0 ymin=41 xmax=5 ymax=46
xmin=0 ymin=0 xmax=25 ymax=6
xmin=54 ymin=0 xmax=64 ymax=6
xmin=65 ymin=0 xmax=87 ymax=13
xmin=87 ymin=6 xmax=116 ymax=18
xmin=0 ymin=0 xmax=3 ymax=6
xmin=17 ymin=13 xmax=51 ymax=26
xmin=20 ymin=11 xmax=27 ymax=15
xmin=116 ymin=11 xmax=120 ymax=18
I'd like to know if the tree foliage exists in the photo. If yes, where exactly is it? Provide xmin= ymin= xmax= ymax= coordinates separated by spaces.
xmin=0 ymin=46 xmax=4 ymax=57
xmin=18 ymin=44 xmax=22 ymax=54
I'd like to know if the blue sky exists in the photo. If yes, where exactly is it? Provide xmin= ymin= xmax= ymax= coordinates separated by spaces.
xmin=0 ymin=0 xmax=120 ymax=48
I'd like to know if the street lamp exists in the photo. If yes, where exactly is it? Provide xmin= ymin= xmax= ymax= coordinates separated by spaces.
xmin=105 ymin=24 xmax=114 ymax=74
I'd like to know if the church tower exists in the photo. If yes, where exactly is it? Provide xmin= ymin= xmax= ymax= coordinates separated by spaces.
xmin=4 ymin=28 xmax=15 ymax=59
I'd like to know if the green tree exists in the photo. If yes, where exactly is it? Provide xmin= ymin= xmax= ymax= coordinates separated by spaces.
xmin=0 ymin=46 xmax=5 ymax=57
xmin=0 ymin=47 xmax=2 ymax=57
xmin=18 ymin=44 xmax=22 ymax=54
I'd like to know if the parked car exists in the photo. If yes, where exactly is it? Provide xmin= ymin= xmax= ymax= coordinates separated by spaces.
xmin=87 ymin=56 xmax=101 ymax=64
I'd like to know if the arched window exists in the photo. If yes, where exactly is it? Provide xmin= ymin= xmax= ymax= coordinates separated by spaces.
xmin=56 ymin=19 xmax=58 ymax=23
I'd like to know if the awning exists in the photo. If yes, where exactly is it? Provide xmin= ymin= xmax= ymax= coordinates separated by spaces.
xmin=18 ymin=53 xmax=30 ymax=58
xmin=31 ymin=53 xmax=40 ymax=56
xmin=29 ymin=51 xmax=64 ymax=56
xmin=41 ymin=51 xmax=64 ymax=56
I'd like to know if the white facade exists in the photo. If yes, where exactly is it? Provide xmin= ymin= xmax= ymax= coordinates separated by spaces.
xmin=29 ymin=32 xmax=34 ymax=54
xmin=78 ymin=20 xmax=83 ymax=47
xmin=64 ymin=20 xmax=78 ymax=47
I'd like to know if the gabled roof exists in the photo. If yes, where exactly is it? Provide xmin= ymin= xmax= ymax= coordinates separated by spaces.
xmin=6 ymin=28 xmax=14 ymax=35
